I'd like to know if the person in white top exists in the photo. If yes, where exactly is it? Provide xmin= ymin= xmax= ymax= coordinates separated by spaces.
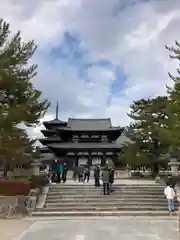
xmin=164 ymin=183 xmax=176 ymax=213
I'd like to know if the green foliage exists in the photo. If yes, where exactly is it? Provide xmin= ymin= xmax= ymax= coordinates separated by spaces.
xmin=0 ymin=19 xmax=50 ymax=128
xmin=119 ymin=41 xmax=180 ymax=172
xmin=121 ymin=96 xmax=170 ymax=169
xmin=159 ymin=41 xmax=180 ymax=148
xmin=0 ymin=18 xmax=50 ymax=170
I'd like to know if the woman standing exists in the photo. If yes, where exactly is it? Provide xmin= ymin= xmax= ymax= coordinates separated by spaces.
xmin=56 ymin=161 xmax=64 ymax=183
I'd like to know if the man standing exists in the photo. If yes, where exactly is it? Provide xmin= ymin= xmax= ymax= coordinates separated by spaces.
xmin=78 ymin=165 xmax=84 ymax=182
xmin=51 ymin=159 xmax=58 ymax=183
xmin=84 ymin=167 xmax=90 ymax=183
xmin=102 ymin=166 xmax=110 ymax=195
xmin=109 ymin=168 xmax=115 ymax=192
xmin=72 ymin=165 xmax=77 ymax=181
xmin=94 ymin=165 xmax=100 ymax=187
xmin=164 ymin=183 xmax=176 ymax=214
xmin=62 ymin=162 xmax=68 ymax=183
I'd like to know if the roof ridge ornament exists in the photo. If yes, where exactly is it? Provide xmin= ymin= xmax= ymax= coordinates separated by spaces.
xmin=55 ymin=100 xmax=59 ymax=120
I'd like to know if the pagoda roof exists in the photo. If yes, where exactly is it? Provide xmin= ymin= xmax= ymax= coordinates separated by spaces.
xmin=41 ymin=129 xmax=57 ymax=136
xmin=43 ymin=118 xmax=67 ymax=127
xmin=48 ymin=142 xmax=121 ymax=150
xmin=39 ymin=137 xmax=62 ymax=144
xmin=40 ymin=147 xmax=51 ymax=153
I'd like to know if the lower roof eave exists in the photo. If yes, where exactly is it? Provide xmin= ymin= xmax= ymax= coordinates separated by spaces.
xmin=47 ymin=143 xmax=122 ymax=151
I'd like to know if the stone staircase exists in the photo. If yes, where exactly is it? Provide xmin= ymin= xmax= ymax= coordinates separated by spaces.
xmin=32 ymin=183 xmax=178 ymax=217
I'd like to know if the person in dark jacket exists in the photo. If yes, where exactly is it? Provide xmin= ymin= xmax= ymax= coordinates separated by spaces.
xmin=102 ymin=166 xmax=110 ymax=195
xmin=62 ymin=162 xmax=68 ymax=183
xmin=109 ymin=168 xmax=115 ymax=192
xmin=84 ymin=167 xmax=90 ymax=183
xmin=78 ymin=166 xmax=84 ymax=182
xmin=51 ymin=160 xmax=58 ymax=183
xmin=94 ymin=165 xmax=100 ymax=187
xmin=72 ymin=166 xmax=77 ymax=181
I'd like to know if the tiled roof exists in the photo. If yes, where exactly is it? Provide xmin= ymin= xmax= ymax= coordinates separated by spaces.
xmin=43 ymin=119 xmax=67 ymax=125
xmin=49 ymin=142 xmax=121 ymax=149
xmin=67 ymin=118 xmax=112 ymax=130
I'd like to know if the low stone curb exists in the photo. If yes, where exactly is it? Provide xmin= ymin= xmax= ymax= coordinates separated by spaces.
xmin=36 ymin=186 xmax=49 ymax=209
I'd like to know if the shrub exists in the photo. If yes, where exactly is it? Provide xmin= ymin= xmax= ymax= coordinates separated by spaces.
xmin=0 ymin=180 xmax=31 ymax=196
xmin=11 ymin=175 xmax=29 ymax=180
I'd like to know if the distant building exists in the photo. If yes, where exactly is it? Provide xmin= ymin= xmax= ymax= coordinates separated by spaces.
xmin=39 ymin=115 xmax=124 ymax=167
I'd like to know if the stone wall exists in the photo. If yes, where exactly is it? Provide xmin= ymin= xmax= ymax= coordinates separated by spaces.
xmin=0 ymin=188 xmax=40 ymax=218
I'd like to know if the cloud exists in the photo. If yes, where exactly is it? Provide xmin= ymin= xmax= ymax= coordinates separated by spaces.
xmin=1 ymin=0 xmax=180 ymax=137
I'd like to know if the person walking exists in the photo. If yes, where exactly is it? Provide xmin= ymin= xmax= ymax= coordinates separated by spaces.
xmin=164 ymin=183 xmax=176 ymax=214
xmin=56 ymin=161 xmax=64 ymax=183
xmin=109 ymin=168 xmax=115 ymax=192
xmin=84 ymin=167 xmax=90 ymax=183
xmin=51 ymin=160 xmax=58 ymax=183
xmin=62 ymin=162 xmax=68 ymax=183
xmin=72 ymin=165 xmax=77 ymax=181
xmin=94 ymin=165 xmax=100 ymax=187
xmin=78 ymin=165 xmax=84 ymax=183
xmin=102 ymin=166 xmax=110 ymax=195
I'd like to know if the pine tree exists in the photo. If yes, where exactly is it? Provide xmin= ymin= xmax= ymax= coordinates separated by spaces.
xmin=160 ymin=41 xmax=180 ymax=151
xmin=0 ymin=19 xmax=50 ymax=173
xmin=126 ymin=97 xmax=170 ymax=174
xmin=0 ymin=19 xmax=50 ymax=127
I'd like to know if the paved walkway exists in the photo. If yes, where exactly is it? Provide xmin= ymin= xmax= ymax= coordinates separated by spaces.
xmin=0 ymin=220 xmax=33 ymax=240
xmin=9 ymin=217 xmax=178 ymax=240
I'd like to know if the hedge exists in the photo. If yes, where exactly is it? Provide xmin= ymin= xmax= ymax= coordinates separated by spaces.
xmin=0 ymin=174 xmax=49 ymax=196
xmin=0 ymin=180 xmax=31 ymax=196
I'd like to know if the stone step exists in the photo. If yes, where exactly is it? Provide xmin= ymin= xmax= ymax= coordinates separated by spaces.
xmin=48 ymin=189 xmax=164 ymax=197
xmin=46 ymin=197 xmax=167 ymax=203
xmin=37 ymin=205 xmax=173 ymax=212
xmin=47 ymin=193 xmax=165 ymax=198
xmin=48 ymin=187 xmax=165 ymax=191
xmin=49 ymin=186 xmax=164 ymax=191
xmin=49 ymin=185 xmax=164 ymax=189
xmin=49 ymin=186 xmax=164 ymax=192
xmin=44 ymin=202 xmax=169 ymax=208
xmin=49 ymin=186 xmax=164 ymax=190
xmin=31 ymin=210 xmax=176 ymax=217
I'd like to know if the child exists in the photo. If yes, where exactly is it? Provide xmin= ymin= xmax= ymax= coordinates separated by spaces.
xmin=164 ymin=183 xmax=176 ymax=214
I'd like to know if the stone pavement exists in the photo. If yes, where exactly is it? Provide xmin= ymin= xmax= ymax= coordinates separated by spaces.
xmin=0 ymin=220 xmax=33 ymax=240
xmin=15 ymin=217 xmax=178 ymax=240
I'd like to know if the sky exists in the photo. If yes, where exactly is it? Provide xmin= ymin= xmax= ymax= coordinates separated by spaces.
xmin=1 ymin=0 xmax=180 ymax=139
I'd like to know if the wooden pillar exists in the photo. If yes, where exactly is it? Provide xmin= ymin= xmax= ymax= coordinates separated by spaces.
xmin=75 ymin=152 xmax=78 ymax=166
xmin=102 ymin=153 xmax=106 ymax=166
xmin=88 ymin=152 xmax=92 ymax=166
